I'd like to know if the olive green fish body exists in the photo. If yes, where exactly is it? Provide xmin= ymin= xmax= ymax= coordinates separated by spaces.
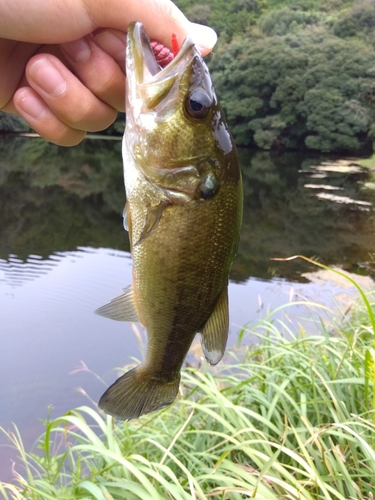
xmin=97 ymin=22 xmax=242 ymax=420
xmin=131 ymin=165 xmax=241 ymax=375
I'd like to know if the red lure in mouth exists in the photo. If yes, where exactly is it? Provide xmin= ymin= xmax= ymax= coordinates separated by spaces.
xmin=150 ymin=33 xmax=179 ymax=67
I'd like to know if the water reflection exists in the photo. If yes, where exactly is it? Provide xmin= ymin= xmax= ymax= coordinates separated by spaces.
xmin=1 ymin=137 xmax=375 ymax=480
xmin=0 ymin=137 xmax=129 ymax=261
xmin=236 ymin=150 xmax=375 ymax=280
xmin=313 ymin=191 xmax=372 ymax=208
xmin=0 ymin=254 xmax=58 ymax=287
xmin=1 ymin=138 xmax=375 ymax=280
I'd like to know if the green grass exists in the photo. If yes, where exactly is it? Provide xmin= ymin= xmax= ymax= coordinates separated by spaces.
xmin=2 ymin=274 xmax=375 ymax=499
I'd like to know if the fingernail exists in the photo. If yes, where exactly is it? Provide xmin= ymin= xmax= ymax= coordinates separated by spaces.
xmin=94 ymin=30 xmax=126 ymax=71
xmin=17 ymin=90 xmax=49 ymax=119
xmin=189 ymin=23 xmax=217 ymax=53
xmin=29 ymin=58 xmax=67 ymax=96
xmin=61 ymin=37 xmax=92 ymax=63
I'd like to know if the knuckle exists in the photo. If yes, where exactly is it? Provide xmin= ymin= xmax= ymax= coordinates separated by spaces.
xmin=51 ymin=127 xmax=87 ymax=146
xmin=70 ymin=102 xmax=116 ymax=132
xmin=57 ymin=92 xmax=116 ymax=132
xmin=34 ymin=117 xmax=87 ymax=146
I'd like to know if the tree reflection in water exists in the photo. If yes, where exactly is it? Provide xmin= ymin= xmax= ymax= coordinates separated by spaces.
xmin=2 ymin=137 xmax=374 ymax=282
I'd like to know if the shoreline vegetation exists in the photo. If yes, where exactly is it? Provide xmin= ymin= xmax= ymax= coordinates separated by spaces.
xmin=1 ymin=264 xmax=375 ymax=499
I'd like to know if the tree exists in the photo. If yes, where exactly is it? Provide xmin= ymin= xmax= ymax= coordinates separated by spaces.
xmin=210 ymin=31 xmax=375 ymax=152
xmin=258 ymin=7 xmax=318 ymax=36
xmin=334 ymin=0 xmax=375 ymax=40
xmin=186 ymin=4 xmax=211 ymax=25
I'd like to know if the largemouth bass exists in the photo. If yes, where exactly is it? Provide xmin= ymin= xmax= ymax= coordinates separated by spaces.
xmin=96 ymin=22 xmax=243 ymax=420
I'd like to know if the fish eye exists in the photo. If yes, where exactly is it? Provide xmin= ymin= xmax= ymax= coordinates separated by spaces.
xmin=185 ymin=90 xmax=211 ymax=119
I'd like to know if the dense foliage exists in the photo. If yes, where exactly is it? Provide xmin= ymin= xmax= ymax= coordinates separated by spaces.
xmin=177 ymin=0 xmax=375 ymax=153
xmin=210 ymin=32 xmax=375 ymax=152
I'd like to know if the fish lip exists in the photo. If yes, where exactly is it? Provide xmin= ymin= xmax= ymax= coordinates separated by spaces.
xmin=127 ymin=21 xmax=196 ymax=86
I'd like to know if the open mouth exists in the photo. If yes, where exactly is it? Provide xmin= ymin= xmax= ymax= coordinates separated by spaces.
xmin=127 ymin=22 xmax=196 ymax=85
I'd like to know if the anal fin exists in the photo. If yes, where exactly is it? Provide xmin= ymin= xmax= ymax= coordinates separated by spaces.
xmin=95 ymin=285 xmax=141 ymax=323
xmin=200 ymin=287 xmax=229 ymax=365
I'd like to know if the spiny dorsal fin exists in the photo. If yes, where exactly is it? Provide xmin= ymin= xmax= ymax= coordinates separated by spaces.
xmin=95 ymin=285 xmax=141 ymax=323
xmin=200 ymin=287 xmax=229 ymax=365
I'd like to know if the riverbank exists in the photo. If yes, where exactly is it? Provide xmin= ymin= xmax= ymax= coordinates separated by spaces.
xmin=2 ymin=275 xmax=374 ymax=500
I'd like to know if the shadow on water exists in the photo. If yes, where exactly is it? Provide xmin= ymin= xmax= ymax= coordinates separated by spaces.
xmin=1 ymin=136 xmax=375 ymax=482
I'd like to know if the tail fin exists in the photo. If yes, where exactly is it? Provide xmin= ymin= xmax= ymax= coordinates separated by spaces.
xmin=98 ymin=366 xmax=180 ymax=420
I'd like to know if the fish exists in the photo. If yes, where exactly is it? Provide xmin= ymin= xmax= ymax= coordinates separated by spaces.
xmin=96 ymin=22 xmax=243 ymax=420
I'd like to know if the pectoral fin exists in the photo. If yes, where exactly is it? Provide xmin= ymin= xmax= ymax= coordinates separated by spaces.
xmin=200 ymin=287 xmax=229 ymax=365
xmin=135 ymin=200 xmax=169 ymax=246
xmin=95 ymin=285 xmax=141 ymax=323
xmin=123 ymin=202 xmax=129 ymax=232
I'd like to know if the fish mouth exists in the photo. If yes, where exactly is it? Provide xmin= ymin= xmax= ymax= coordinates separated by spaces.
xmin=126 ymin=22 xmax=196 ymax=86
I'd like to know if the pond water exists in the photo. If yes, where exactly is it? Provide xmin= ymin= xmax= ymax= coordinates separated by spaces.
xmin=1 ymin=137 xmax=375 ymax=481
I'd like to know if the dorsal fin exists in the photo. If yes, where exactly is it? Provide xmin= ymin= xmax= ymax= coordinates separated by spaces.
xmin=200 ymin=287 xmax=229 ymax=365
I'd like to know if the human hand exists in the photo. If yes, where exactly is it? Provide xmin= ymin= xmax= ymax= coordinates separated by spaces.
xmin=0 ymin=0 xmax=217 ymax=146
